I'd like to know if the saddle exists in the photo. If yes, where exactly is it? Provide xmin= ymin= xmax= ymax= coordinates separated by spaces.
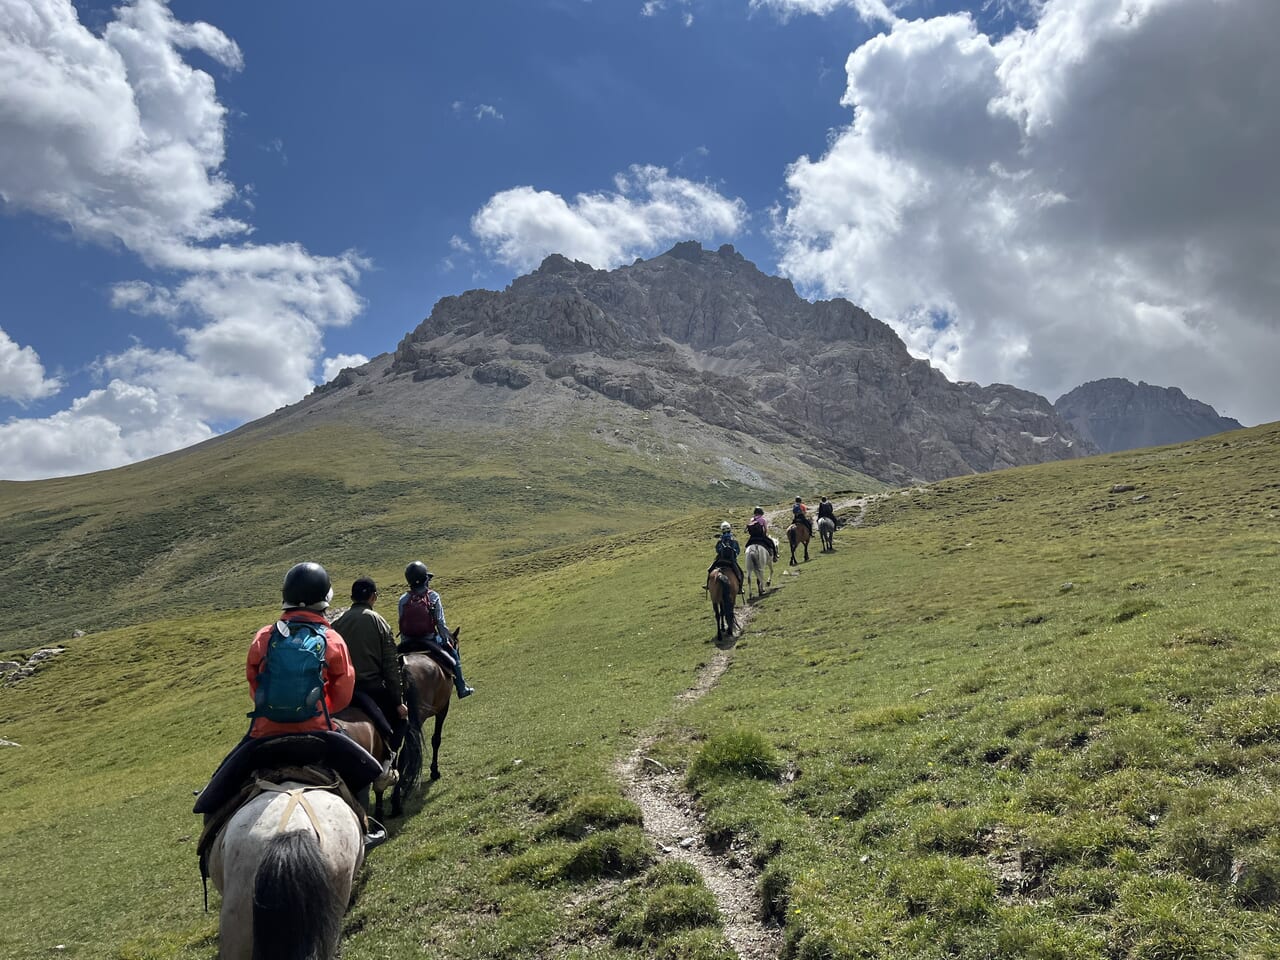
xmin=709 ymin=561 xmax=741 ymax=592
xmin=398 ymin=637 xmax=457 ymax=673
xmin=339 ymin=689 xmax=395 ymax=742
xmin=193 ymin=732 xmax=382 ymax=817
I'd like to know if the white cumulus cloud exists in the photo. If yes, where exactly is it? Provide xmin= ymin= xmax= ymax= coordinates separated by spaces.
xmin=472 ymin=164 xmax=747 ymax=272
xmin=0 ymin=0 xmax=367 ymax=479
xmin=0 ymin=328 xmax=62 ymax=402
xmin=775 ymin=0 xmax=1280 ymax=425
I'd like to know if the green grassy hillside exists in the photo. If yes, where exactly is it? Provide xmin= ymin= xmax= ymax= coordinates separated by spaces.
xmin=2 ymin=422 xmax=1278 ymax=959
xmin=0 ymin=418 xmax=874 ymax=653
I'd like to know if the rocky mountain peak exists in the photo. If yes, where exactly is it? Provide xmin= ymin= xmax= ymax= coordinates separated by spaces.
xmin=359 ymin=243 xmax=1098 ymax=483
xmin=1054 ymin=378 xmax=1244 ymax=453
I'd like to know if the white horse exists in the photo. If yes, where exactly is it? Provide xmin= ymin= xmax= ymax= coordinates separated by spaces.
xmin=744 ymin=538 xmax=777 ymax=601
xmin=209 ymin=780 xmax=365 ymax=960
xmin=818 ymin=515 xmax=836 ymax=552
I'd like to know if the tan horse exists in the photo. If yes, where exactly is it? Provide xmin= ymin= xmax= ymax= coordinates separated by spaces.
xmin=707 ymin=566 xmax=739 ymax=640
xmin=787 ymin=520 xmax=812 ymax=565
xmin=395 ymin=626 xmax=464 ymax=809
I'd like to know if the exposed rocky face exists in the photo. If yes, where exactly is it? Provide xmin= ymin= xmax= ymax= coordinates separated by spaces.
xmin=327 ymin=242 xmax=1095 ymax=484
xmin=1055 ymin=378 xmax=1244 ymax=454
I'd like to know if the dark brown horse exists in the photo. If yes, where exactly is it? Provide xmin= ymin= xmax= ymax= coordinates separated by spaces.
xmin=787 ymin=521 xmax=812 ymax=565
xmin=707 ymin=567 xmax=739 ymax=641
xmin=334 ymin=700 xmax=424 ymax=822
xmin=398 ymin=626 xmax=463 ymax=796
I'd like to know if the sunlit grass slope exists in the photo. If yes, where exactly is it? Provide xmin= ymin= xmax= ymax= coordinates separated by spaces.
xmin=0 ymin=419 xmax=873 ymax=654
xmin=4 ymin=418 xmax=1277 ymax=959
xmin=662 ymin=423 xmax=1280 ymax=959
xmin=0 ymin=511 xmax=759 ymax=960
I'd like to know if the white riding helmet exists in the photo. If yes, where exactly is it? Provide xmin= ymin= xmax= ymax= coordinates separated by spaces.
xmin=720 ymin=521 xmax=732 ymax=532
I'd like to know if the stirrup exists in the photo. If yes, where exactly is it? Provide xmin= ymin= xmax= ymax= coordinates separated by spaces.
xmin=364 ymin=818 xmax=388 ymax=851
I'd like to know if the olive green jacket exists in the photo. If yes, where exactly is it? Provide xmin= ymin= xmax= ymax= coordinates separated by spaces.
xmin=331 ymin=604 xmax=404 ymax=700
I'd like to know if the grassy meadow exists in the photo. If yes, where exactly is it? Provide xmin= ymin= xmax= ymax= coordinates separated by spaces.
xmin=3 ymin=419 xmax=1280 ymax=958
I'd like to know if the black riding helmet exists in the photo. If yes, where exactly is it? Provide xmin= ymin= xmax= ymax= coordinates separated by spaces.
xmin=405 ymin=560 xmax=433 ymax=589
xmin=282 ymin=561 xmax=331 ymax=607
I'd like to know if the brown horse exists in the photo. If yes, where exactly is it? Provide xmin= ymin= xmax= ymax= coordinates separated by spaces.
xmin=707 ymin=566 xmax=739 ymax=641
xmin=398 ymin=626 xmax=463 ymax=797
xmin=787 ymin=521 xmax=812 ymax=565
xmin=334 ymin=701 xmax=424 ymax=823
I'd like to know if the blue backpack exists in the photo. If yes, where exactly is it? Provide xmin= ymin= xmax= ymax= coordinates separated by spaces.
xmin=716 ymin=537 xmax=737 ymax=562
xmin=248 ymin=620 xmax=329 ymax=723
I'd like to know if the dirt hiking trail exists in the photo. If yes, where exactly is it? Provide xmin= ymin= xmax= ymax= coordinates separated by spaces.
xmin=615 ymin=498 xmax=869 ymax=960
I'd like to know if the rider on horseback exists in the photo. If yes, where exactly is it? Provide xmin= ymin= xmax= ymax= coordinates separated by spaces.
xmin=792 ymin=496 xmax=814 ymax=536
xmin=745 ymin=507 xmax=779 ymax=561
xmin=817 ymin=496 xmax=836 ymax=527
xmin=195 ymin=562 xmax=384 ymax=847
xmin=398 ymin=561 xmax=475 ymax=699
xmin=332 ymin=576 xmax=409 ymax=760
xmin=706 ymin=521 xmax=745 ymax=587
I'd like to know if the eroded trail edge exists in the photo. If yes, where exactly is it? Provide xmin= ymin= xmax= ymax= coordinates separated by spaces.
xmin=616 ymin=621 xmax=781 ymax=960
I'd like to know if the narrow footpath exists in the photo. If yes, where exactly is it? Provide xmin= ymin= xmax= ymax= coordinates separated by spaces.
xmin=615 ymin=497 xmax=870 ymax=960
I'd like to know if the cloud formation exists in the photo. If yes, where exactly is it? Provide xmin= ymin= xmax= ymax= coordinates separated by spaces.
xmin=0 ymin=0 xmax=365 ymax=479
xmin=0 ymin=328 xmax=62 ymax=403
xmin=472 ymin=164 xmax=747 ymax=272
xmin=774 ymin=0 xmax=1280 ymax=425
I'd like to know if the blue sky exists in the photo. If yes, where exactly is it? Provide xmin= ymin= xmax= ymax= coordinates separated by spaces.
xmin=2 ymin=0 xmax=1277 ymax=478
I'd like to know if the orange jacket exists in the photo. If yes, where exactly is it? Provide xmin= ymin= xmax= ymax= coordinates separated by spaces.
xmin=246 ymin=610 xmax=355 ymax=738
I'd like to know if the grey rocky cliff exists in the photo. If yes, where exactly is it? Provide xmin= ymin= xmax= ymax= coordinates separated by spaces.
xmin=376 ymin=242 xmax=1092 ymax=483
xmin=1055 ymin=378 xmax=1243 ymax=454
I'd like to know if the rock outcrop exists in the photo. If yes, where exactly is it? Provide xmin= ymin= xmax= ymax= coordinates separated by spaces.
xmin=1055 ymin=379 xmax=1243 ymax=453
xmin=347 ymin=243 xmax=1094 ymax=483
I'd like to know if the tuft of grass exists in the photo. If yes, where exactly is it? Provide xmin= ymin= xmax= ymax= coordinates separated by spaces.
xmin=538 ymin=793 xmax=643 ymax=839
xmin=686 ymin=729 xmax=783 ymax=786
xmin=559 ymin=826 xmax=654 ymax=881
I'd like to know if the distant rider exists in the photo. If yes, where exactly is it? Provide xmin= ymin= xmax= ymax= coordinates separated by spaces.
xmin=745 ymin=507 xmax=779 ymax=561
xmin=817 ymin=496 xmax=836 ymax=528
xmin=792 ymin=496 xmax=814 ymax=536
xmin=332 ymin=576 xmax=409 ymax=755
xmin=706 ymin=520 xmax=745 ymax=586
xmin=398 ymin=561 xmax=474 ymax=699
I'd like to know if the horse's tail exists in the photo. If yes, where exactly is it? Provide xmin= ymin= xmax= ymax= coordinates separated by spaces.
xmin=788 ymin=526 xmax=797 ymax=549
xmin=398 ymin=684 xmax=426 ymax=799
xmin=251 ymin=831 xmax=341 ymax=960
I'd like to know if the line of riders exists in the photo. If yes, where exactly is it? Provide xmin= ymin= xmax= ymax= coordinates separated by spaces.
xmin=706 ymin=495 xmax=837 ymax=588
xmin=193 ymin=559 xmax=475 ymax=853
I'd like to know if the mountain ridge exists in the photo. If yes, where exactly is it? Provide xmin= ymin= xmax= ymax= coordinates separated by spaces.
xmin=1055 ymin=377 xmax=1244 ymax=453
xmin=313 ymin=241 xmax=1095 ymax=485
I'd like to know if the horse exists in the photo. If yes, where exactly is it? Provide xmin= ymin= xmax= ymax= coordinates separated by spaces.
xmin=818 ymin=515 xmax=835 ymax=552
xmin=744 ymin=538 xmax=777 ymax=601
xmin=334 ymin=700 xmax=424 ymax=823
xmin=787 ymin=521 xmax=811 ymax=565
xmin=208 ymin=779 xmax=364 ymax=960
xmin=707 ymin=565 xmax=739 ymax=641
xmin=397 ymin=625 xmax=463 ymax=798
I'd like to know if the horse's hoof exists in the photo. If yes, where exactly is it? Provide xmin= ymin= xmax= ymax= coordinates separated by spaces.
xmin=430 ymin=769 xmax=442 ymax=781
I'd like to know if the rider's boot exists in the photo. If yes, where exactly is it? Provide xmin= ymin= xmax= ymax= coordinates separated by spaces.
xmin=454 ymin=665 xmax=475 ymax=699
xmin=364 ymin=816 xmax=388 ymax=851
